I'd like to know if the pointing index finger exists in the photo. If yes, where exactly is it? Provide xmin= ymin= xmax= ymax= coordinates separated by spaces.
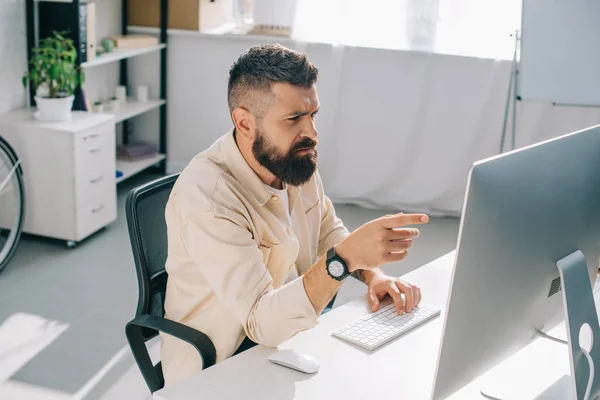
xmin=382 ymin=213 xmax=429 ymax=229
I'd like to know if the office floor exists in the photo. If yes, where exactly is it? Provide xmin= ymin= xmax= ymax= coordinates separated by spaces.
xmin=0 ymin=172 xmax=459 ymax=400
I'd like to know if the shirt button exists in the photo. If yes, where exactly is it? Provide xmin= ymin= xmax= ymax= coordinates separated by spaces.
xmin=272 ymin=195 xmax=279 ymax=201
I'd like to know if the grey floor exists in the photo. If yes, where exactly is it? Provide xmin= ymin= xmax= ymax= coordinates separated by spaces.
xmin=0 ymin=172 xmax=459 ymax=399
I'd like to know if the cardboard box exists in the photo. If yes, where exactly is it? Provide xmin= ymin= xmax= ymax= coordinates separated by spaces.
xmin=128 ymin=0 xmax=226 ymax=31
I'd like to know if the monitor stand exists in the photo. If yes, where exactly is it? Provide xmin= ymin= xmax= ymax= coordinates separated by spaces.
xmin=480 ymin=250 xmax=600 ymax=400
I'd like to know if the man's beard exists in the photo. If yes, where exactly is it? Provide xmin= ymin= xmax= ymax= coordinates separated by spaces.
xmin=252 ymin=127 xmax=318 ymax=187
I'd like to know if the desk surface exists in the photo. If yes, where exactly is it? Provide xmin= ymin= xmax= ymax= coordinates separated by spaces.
xmin=154 ymin=251 xmax=583 ymax=400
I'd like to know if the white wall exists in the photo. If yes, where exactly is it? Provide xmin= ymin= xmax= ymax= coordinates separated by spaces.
xmin=0 ymin=0 xmax=27 ymax=114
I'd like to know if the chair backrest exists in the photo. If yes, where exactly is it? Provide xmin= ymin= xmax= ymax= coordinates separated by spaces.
xmin=126 ymin=174 xmax=179 ymax=340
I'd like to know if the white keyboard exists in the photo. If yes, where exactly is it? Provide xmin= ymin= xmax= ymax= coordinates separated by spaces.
xmin=332 ymin=303 xmax=441 ymax=351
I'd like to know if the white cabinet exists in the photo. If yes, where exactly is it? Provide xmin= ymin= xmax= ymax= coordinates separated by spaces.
xmin=0 ymin=110 xmax=117 ymax=245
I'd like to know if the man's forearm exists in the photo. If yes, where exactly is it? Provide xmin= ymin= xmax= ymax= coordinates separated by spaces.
xmin=303 ymin=255 xmax=343 ymax=314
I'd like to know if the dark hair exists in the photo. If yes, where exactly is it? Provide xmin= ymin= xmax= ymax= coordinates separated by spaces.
xmin=227 ymin=43 xmax=318 ymax=116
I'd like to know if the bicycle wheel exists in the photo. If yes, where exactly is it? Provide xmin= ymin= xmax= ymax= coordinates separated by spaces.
xmin=0 ymin=136 xmax=24 ymax=273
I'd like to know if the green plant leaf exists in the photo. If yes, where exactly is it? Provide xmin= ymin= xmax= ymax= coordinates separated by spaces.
xmin=25 ymin=31 xmax=81 ymax=98
xmin=50 ymin=63 xmax=59 ymax=80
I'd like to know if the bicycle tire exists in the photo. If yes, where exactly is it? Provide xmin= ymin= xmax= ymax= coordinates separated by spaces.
xmin=0 ymin=136 xmax=25 ymax=273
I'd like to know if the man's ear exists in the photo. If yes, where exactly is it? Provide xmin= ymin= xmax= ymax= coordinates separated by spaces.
xmin=232 ymin=108 xmax=256 ymax=141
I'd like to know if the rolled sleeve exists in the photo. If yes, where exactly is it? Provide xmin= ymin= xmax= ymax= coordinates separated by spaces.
xmin=249 ymin=276 xmax=319 ymax=347
xmin=180 ymin=209 xmax=318 ymax=348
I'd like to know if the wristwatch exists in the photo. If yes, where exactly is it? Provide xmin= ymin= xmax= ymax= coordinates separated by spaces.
xmin=326 ymin=246 xmax=350 ymax=281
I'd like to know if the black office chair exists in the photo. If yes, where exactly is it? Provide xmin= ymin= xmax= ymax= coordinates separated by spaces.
xmin=124 ymin=174 xmax=216 ymax=393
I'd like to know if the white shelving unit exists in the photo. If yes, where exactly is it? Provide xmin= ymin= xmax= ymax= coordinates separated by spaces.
xmin=22 ymin=0 xmax=170 ymax=246
xmin=81 ymin=46 xmax=168 ymax=185
xmin=82 ymin=44 xmax=166 ymax=68
xmin=117 ymin=154 xmax=166 ymax=183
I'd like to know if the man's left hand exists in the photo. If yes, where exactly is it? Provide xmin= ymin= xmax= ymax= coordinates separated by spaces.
xmin=366 ymin=273 xmax=421 ymax=314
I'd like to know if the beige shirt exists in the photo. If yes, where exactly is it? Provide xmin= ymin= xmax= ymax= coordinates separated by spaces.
xmin=161 ymin=129 xmax=349 ymax=386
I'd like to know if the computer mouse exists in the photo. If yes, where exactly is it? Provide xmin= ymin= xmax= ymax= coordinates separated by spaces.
xmin=267 ymin=349 xmax=320 ymax=374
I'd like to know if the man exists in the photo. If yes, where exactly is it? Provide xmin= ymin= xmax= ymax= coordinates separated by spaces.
xmin=161 ymin=43 xmax=429 ymax=386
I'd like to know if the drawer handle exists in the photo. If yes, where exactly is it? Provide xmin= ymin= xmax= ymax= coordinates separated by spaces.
xmin=91 ymin=204 xmax=104 ymax=213
xmin=84 ymin=133 xmax=100 ymax=141
xmin=90 ymin=176 xmax=103 ymax=184
xmin=89 ymin=147 xmax=101 ymax=153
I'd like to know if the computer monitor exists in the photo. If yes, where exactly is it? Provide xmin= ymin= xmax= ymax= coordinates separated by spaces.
xmin=431 ymin=124 xmax=600 ymax=400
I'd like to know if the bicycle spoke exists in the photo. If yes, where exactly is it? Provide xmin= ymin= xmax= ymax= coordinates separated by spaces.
xmin=0 ymin=159 xmax=20 ymax=194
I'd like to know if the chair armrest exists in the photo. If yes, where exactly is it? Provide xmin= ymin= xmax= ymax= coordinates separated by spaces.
xmin=127 ymin=314 xmax=217 ymax=367
xmin=126 ymin=315 xmax=217 ymax=392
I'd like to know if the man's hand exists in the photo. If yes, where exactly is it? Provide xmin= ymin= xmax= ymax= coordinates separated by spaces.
xmin=336 ymin=213 xmax=429 ymax=273
xmin=366 ymin=273 xmax=422 ymax=314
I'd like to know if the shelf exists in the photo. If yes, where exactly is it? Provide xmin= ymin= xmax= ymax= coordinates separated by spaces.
xmin=127 ymin=24 xmax=272 ymax=41
xmin=104 ymin=98 xmax=165 ymax=123
xmin=116 ymin=153 xmax=166 ymax=184
xmin=82 ymin=44 xmax=166 ymax=68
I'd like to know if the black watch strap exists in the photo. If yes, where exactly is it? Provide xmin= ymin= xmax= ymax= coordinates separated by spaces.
xmin=327 ymin=246 xmax=337 ymax=261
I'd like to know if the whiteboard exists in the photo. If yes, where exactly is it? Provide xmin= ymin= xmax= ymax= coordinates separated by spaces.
xmin=519 ymin=0 xmax=600 ymax=106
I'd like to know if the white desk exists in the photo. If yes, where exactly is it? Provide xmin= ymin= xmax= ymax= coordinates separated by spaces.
xmin=154 ymin=251 xmax=588 ymax=400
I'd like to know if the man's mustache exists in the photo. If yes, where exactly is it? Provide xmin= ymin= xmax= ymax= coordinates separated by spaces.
xmin=292 ymin=138 xmax=318 ymax=152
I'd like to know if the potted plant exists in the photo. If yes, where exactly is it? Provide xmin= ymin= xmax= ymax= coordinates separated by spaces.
xmin=22 ymin=31 xmax=84 ymax=121
xmin=92 ymin=101 xmax=103 ymax=113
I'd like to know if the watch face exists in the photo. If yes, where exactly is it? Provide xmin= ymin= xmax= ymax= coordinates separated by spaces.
xmin=328 ymin=260 xmax=345 ymax=277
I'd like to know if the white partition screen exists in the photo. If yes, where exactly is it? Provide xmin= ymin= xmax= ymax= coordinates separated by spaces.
xmin=519 ymin=0 xmax=600 ymax=106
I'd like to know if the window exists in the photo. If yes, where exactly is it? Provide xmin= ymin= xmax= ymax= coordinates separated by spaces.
xmin=291 ymin=0 xmax=522 ymax=60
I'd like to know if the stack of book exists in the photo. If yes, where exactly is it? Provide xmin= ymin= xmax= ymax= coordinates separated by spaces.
xmin=107 ymin=35 xmax=159 ymax=49
xmin=117 ymin=143 xmax=157 ymax=161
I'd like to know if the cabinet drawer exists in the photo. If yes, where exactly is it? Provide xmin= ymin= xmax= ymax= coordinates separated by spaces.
xmin=75 ymin=194 xmax=117 ymax=240
xmin=73 ymin=122 xmax=116 ymax=240
xmin=74 ymin=126 xmax=115 ymax=186
xmin=75 ymin=123 xmax=113 ymax=149
xmin=76 ymin=167 xmax=116 ymax=209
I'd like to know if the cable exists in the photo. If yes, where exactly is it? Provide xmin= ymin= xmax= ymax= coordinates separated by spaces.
xmin=537 ymin=328 xmax=597 ymax=399
xmin=582 ymin=347 xmax=595 ymax=400
xmin=479 ymin=390 xmax=502 ymax=400
xmin=536 ymin=328 xmax=568 ymax=345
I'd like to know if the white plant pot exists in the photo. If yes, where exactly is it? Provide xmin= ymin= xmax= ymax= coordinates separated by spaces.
xmin=34 ymin=95 xmax=75 ymax=122
xmin=108 ymin=99 xmax=119 ymax=112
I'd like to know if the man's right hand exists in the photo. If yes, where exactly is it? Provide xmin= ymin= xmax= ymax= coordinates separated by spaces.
xmin=336 ymin=213 xmax=429 ymax=272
